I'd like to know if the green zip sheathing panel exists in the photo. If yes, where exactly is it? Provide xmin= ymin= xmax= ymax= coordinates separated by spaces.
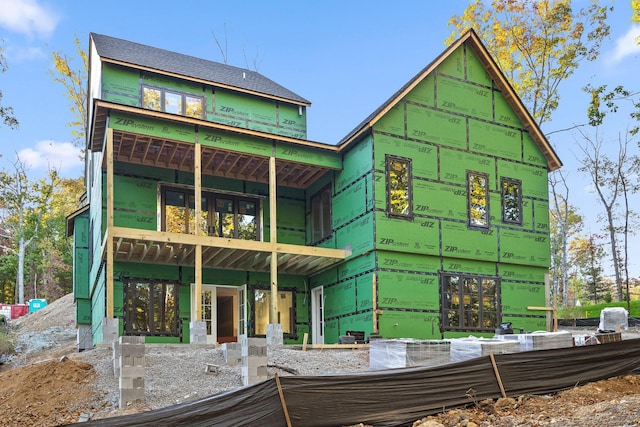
xmin=335 ymin=213 xmax=375 ymax=258
xmin=100 ymin=63 xmax=307 ymax=139
xmin=374 ymin=134 xmax=438 ymax=180
xmin=91 ymin=269 xmax=106 ymax=345
xmin=374 ymin=103 xmax=405 ymax=137
xmin=441 ymin=221 xmax=498 ymax=261
xmin=523 ymin=133 xmax=548 ymax=167
xmin=111 ymin=112 xmax=196 ymax=143
xmin=403 ymin=73 xmax=435 ymax=106
xmin=199 ymin=128 xmax=273 ymax=157
xmin=101 ymin=63 xmax=139 ymax=107
xmin=377 ymin=271 xmax=439 ymax=311
xmin=213 ymin=89 xmax=306 ymax=139
xmin=73 ymin=214 xmax=90 ymax=299
xmin=468 ymin=119 xmax=522 ymax=160
xmin=275 ymin=142 xmax=341 ymax=168
xmin=406 ymin=106 xmax=466 ymax=149
xmin=376 ymin=212 xmax=439 ymax=255
xmin=76 ymin=298 xmax=91 ymax=325
xmin=335 ymin=135 xmax=373 ymax=192
xmin=377 ymin=251 xmax=440 ymax=273
xmin=332 ymin=178 xmax=370 ymax=229
xmin=378 ymin=311 xmax=441 ymax=339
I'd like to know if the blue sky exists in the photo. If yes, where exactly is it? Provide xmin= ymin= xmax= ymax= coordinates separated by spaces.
xmin=0 ymin=0 xmax=639 ymax=278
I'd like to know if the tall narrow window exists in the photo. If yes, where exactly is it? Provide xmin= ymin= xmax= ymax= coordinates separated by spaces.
xmin=310 ymin=185 xmax=332 ymax=243
xmin=501 ymin=178 xmax=522 ymax=225
xmin=467 ymin=171 xmax=489 ymax=228
xmin=441 ymin=273 xmax=499 ymax=331
xmin=386 ymin=155 xmax=412 ymax=218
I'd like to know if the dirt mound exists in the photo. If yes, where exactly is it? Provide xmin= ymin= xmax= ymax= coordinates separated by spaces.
xmin=11 ymin=293 xmax=75 ymax=333
xmin=0 ymin=357 xmax=99 ymax=427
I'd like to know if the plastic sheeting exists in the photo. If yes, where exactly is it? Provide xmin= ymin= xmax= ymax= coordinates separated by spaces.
xmin=71 ymin=338 xmax=640 ymax=427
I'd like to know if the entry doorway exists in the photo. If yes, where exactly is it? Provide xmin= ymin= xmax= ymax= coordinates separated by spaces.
xmin=311 ymin=286 xmax=324 ymax=345
xmin=191 ymin=284 xmax=247 ymax=344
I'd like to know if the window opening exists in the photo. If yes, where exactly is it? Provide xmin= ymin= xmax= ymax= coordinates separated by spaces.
xmin=310 ymin=185 xmax=332 ymax=243
xmin=386 ymin=155 xmax=412 ymax=218
xmin=123 ymin=279 xmax=179 ymax=336
xmin=467 ymin=171 xmax=489 ymax=228
xmin=441 ymin=273 xmax=499 ymax=331
xmin=253 ymin=289 xmax=295 ymax=337
xmin=161 ymin=185 xmax=259 ymax=240
xmin=501 ymin=178 xmax=522 ymax=225
xmin=142 ymin=85 xmax=203 ymax=118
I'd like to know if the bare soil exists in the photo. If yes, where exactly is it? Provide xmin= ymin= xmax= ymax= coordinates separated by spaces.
xmin=2 ymin=295 xmax=640 ymax=427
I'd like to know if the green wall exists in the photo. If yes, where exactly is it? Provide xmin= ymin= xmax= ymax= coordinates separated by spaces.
xmin=101 ymin=63 xmax=308 ymax=140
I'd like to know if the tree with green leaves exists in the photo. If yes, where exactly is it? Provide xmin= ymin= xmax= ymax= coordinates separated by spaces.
xmin=0 ymin=40 xmax=18 ymax=129
xmin=50 ymin=35 xmax=88 ymax=146
xmin=0 ymin=160 xmax=59 ymax=304
xmin=447 ymin=0 xmax=611 ymax=126
xmin=570 ymin=234 xmax=608 ymax=304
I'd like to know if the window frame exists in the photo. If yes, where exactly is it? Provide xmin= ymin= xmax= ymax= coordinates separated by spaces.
xmin=123 ymin=278 xmax=180 ymax=337
xmin=310 ymin=184 xmax=332 ymax=244
xmin=160 ymin=184 xmax=262 ymax=241
xmin=250 ymin=288 xmax=296 ymax=339
xmin=467 ymin=170 xmax=490 ymax=229
xmin=440 ymin=272 xmax=500 ymax=332
xmin=385 ymin=154 xmax=413 ymax=219
xmin=501 ymin=177 xmax=523 ymax=225
xmin=142 ymin=84 xmax=204 ymax=119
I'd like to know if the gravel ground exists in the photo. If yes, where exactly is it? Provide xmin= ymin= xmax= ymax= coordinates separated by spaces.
xmin=79 ymin=343 xmax=370 ymax=419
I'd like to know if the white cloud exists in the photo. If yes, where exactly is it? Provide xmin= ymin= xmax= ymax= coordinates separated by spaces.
xmin=0 ymin=0 xmax=59 ymax=38
xmin=17 ymin=140 xmax=83 ymax=174
xmin=611 ymin=25 xmax=640 ymax=63
xmin=6 ymin=45 xmax=47 ymax=62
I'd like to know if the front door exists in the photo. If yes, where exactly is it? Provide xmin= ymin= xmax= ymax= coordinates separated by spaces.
xmin=311 ymin=286 xmax=324 ymax=345
xmin=192 ymin=284 xmax=247 ymax=344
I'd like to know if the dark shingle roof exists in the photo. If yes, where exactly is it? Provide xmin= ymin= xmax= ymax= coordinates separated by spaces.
xmin=90 ymin=33 xmax=310 ymax=105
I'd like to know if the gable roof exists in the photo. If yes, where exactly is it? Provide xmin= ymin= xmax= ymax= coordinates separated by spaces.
xmin=338 ymin=29 xmax=562 ymax=171
xmin=90 ymin=33 xmax=310 ymax=106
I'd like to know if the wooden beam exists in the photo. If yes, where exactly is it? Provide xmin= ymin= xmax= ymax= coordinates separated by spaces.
xmin=269 ymin=155 xmax=278 ymax=325
xmin=106 ymin=128 xmax=114 ymax=318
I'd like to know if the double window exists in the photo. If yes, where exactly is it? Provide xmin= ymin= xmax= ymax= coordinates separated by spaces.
xmin=142 ymin=85 xmax=204 ymax=118
xmin=161 ymin=186 xmax=260 ymax=240
xmin=252 ymin=289 xmax=295 ymax=337
xmin=386 ymin=155 xmax=412 ymax=218
xmin=441 ymin=273 xmax=499 ymax=331
xmin=123 ymin=279 xmax=179 ymax=336
xmin=310 ymin=185 xmax=332 ymax=243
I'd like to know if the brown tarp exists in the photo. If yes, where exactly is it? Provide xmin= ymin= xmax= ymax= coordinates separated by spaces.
xmin=72 ymin=338 xmax=640 ymax=427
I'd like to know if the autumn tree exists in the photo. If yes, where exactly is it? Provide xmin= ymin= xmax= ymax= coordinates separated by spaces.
xmin=570 ymin=234 xmax=608 ymax=304
xmin=446 ymin=0 xmax=611 ymax=126
xmin=0 ymin=160 xmax=59 ymax=304
xmin=0 ymin=40 xmax=18 ymax=129
xmin=50 ymin=35 xmax=88 ymax=146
